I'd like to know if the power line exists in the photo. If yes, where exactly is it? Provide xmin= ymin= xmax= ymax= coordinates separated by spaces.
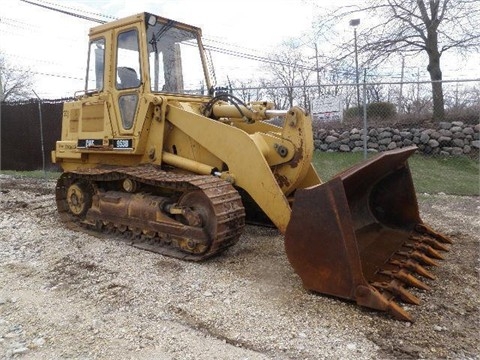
xmin=3 ymin=52 xmax=85 ymax=72
xmin=31 ymin=0 xmax=116 ymax=21
xmin=19 ymin=0 xmax=107 ymax=24
xmin=202 ymin=36 xmax=271 ymax=59
xmin=0 ymin=26 xmax=87 ymax=50
xmin=18 ymin=0 xmax=314 ymax=71
xmin=14 ymin=0 xmax=479 ymax=90
xmin=9 ymin=67 xmax=84 ymax=81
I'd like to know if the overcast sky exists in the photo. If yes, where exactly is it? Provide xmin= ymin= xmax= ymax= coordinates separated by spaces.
xmin=1 ymin=0 xmax=478 ymax=98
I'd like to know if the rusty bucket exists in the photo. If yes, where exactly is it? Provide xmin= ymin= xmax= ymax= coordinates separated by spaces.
xmin=285 ymin=146 xmax=452 ymax=321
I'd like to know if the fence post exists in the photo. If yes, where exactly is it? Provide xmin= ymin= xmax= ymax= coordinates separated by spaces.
xmin=32 ymin=90 xmax=46 ymax=178
xmin=0 ymin=73 xmax=3 ymax=155
xmin=362 ymin=69 xmax=368 ymax=160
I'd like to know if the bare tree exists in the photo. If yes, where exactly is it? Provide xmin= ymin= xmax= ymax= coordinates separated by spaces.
xmin=266 ymin=40 xmax=314 ymax=108
xmin=260 ymin=78 xmax=290 ymax=110
xmin=444 ymin=83 xmax=480 ymax=110
xmin=0 ymin=55 xmax=34 ymax=101
xmin=229 ymin=79 xmax=267 ymax=104
xmin=401 ymin=82 xmax=433 ymax=114
xmin=315 ymin=0 xmax=480 ymax=121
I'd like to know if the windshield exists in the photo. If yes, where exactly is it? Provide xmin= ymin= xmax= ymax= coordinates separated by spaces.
xmin=146 ymin=19 xmax=208 ymax=95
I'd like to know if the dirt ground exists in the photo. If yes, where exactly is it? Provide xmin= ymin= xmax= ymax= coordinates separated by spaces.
xmin=0 ymin=175 xmax=479 ymax=359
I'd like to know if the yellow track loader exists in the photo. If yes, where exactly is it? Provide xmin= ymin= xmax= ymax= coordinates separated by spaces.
xmin=52 ymin=13 xmax=451 ymax=321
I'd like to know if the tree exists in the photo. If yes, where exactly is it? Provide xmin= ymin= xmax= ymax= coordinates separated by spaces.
xmin=266 ymin=40 xmax=313 ymax=109
xmin=0 ymin=54 xmax=34 ymax=101
xmin=316 ymin=0 xmax=480 ymax=120
xmin=229 ymin=79 xmax=266 ymax=104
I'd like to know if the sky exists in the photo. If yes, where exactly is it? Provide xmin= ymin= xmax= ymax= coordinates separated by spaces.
xmin=1 ymin=0 xmax=479 ymax=99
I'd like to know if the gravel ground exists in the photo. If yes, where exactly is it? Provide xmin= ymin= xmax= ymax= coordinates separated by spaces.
xmin=0 ymin=174 xmax=479 ymax=359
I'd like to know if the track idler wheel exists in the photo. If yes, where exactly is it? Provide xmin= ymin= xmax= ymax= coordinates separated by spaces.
xmin=66 ymin=181 xmax=92 ymax=217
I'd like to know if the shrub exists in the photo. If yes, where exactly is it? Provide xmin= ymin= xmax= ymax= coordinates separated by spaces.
xmin=344 ymin=102 xmax=397 ymax=121
xmin=344 ymin=106 xmax=362 ymax=119
xmin=367 ymin=102 xmax=397 ymax=119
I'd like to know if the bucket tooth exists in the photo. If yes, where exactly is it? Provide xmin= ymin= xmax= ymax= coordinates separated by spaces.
xmin=373 ymin=281 xmax=421 ymax=305
xmin=412 ymin=264 xmax=436 ymax=280
xmin=355 ymin=285 xmax=413 ymax=322
xmin=393 ymin=285 xmax=421 ymax=305
xmin=426 ymin=239 xmax=449 ymax=252
xmin=390 ymin=259 xmax=436 ymax=280
xmin=409 ymin=235 xmax=450 ymax=252
xmin=380 ymin=269 xmax=431 ymax=291
xmin=388 ymin=300 xmax=414 ymax=322
xmin=398 ymin=250 xmax=439 ymax=267
xmin=423 ymin=238 xmax=449 ymax=252
xmin=415 ymin=224 xmax=453 ymax=244
xmin=405 ymin=243 xmax=445 ymax=260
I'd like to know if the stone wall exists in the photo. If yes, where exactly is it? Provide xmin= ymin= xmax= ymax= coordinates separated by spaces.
xmin=314 ymin=121 xmax=480 ymax=156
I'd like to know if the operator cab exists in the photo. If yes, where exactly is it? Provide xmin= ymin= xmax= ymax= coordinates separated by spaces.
xmin=85 ymin=12 xmax=211 ymax=97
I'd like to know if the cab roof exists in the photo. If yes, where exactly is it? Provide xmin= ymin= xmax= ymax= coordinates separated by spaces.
xmin=89 ymin=12 xmax=202 ymax=37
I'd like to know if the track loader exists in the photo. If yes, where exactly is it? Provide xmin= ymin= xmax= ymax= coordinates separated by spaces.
xmin=52 ymin=12 xmax=451 ymax=322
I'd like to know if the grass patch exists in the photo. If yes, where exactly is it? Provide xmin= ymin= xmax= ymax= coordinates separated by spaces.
xmin=312 ymin=151 xmax=479 ymax=196
xmin=409 ymin=155 xmax=479 ymax=196
xmin=312 ymin=151 xmax=366 ymax=182
xmin=0 ymin=170 xmax=60 ymax=180
xmin=2 ymin=152 xmax=479 ymax=196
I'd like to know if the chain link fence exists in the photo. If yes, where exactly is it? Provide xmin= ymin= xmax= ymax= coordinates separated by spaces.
xmin=1 ymin=99 xmax=64 ymax=171
xmin=1 ymin=80 xmax=478 ymax=172
xmin=231 ymin=79 xmax=480 ymax=159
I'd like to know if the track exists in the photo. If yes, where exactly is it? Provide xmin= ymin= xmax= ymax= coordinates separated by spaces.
xmin=55 ymin=165 xmax=246 ymax=261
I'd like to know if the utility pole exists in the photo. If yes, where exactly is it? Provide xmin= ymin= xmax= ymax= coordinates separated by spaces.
xmin=455 ymin=82 xmax=459 ymax=108
xmin=314 ymin=43 xmax=321 ymax=97
xmin=416 ymin=68 xmax=420 ymax=103
xmin=398 ymin=56 xmax=405 ymax=113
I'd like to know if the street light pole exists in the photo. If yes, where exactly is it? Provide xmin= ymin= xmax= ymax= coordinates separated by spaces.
xmin=349 ymin=19 xmax=361 ymax=111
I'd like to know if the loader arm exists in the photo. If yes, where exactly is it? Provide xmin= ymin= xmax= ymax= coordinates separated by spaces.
xmin=165 ymin=103 xmax=317 ymax=233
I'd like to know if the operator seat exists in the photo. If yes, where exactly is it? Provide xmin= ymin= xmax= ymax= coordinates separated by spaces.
xmin=117 ymin=67 xmax=140 ymax=89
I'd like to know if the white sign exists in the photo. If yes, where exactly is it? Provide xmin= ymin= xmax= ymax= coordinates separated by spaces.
xmin=311 ymin=96 xmax=343 ymax=122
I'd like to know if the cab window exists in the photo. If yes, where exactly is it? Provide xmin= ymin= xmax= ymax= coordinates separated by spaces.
xmin=116 ymin=29 xmax=141 ymax=130
xmin=86 ymin=38 xmax=105 ymax=92
xmin=116 ymin=29 xmax=141 ymax=89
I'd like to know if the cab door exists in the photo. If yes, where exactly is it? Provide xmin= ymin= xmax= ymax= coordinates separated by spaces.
xmin=75 ymin=37 xmax=112 ymax=150
xmin=114 ymin=28 xmax=142 ymax=141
